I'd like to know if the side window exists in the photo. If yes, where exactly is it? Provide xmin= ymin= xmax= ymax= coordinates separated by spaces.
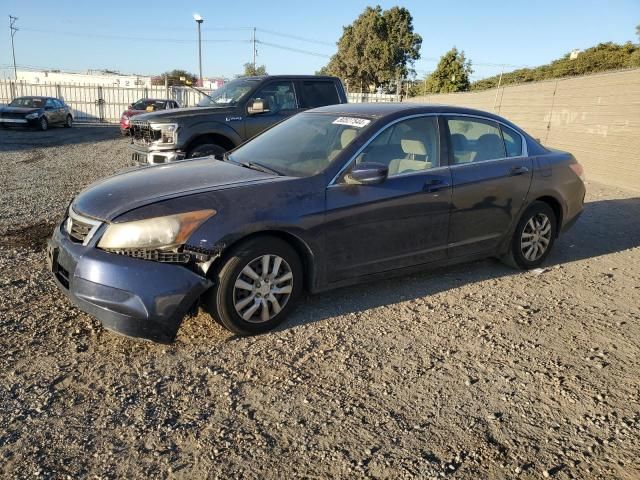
xmin=301 ymin=81 xmax=340 ymax=108
xmin=53 ymin=99 xmax=63 ymax=108
xmin=501 ymin=124 xmax=523 ymax=157
xmin=45 ymin=99 xmax=56 ymax=109
xmin=251 ymin=81 xmax=297 ymax=113
xmin=354 ymin=116 xmax=440 ymax=177
xmin=447 ymin=117 xmax=505 ymax=164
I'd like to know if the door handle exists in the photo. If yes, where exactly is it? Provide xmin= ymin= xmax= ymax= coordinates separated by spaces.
xmin=509 ymin=166 xmax=529 ymax=176
xmin=423 ymin=178 xmax=448 ymax=193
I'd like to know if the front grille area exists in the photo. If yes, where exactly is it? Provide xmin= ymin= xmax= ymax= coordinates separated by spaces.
xmin=1 ymin=112 xmax=28 ymax=119
xmin=65 ymin=209 xmax=100 ymax=245
xmin=130 ymin=120 xmax=161 ymax=145
xmin=103 ymin=248 xmax=191 ymax=263
xmin=67 ymin=216 xmax=93 ymax=243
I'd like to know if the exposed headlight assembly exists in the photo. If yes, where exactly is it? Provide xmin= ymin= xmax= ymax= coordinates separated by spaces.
xmin=98 ymin=209 xmax=216 ymax=250
xmin=151 ymin=123 xmax=178 ymax=145
xmin=25 ymin=113 xmax=39 ymax=120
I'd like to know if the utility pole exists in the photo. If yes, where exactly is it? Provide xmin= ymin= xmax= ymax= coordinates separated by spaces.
xmin=492 ymin=65 xmax=505 ymax=112
xmin=252 ymin=27 xmax=257 ymax=72
xmin=193 ymin=14 xmax=204 ymax=86
xmin=9 ymin=15 xmax=18 ymax=81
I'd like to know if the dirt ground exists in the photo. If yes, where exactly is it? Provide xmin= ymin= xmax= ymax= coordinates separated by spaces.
xmin=0 ymin=127 xmax=639 ymax=479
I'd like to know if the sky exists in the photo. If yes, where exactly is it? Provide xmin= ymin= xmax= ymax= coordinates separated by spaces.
xmin=1 ymin=0 xmax=639 ymax=81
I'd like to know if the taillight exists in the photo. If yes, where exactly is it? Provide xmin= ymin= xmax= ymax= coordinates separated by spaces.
xmin=569 ymin=162 xmax=585 ymax=181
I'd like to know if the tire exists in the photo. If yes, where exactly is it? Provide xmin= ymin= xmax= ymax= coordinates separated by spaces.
xmin=203 ymin=236 xmax=303 ymax=335
xmin=501 ymin=201 xmax=557 ymax=269
xmin=38 ymin=117 xmax=48 ymax=131
xmin=64 ymin=115 xmax=73 ymax=128
xmin=186 ymin=143 xmax=227 ymax=159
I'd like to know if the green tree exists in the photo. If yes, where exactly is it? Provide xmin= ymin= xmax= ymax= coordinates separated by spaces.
xmin=239 ymin=63 xmax=267 ymax=77
xmin=322 ymin=5 xmax=422 ymax=91
xmin=151 ymin=69 xmax=198 ymax=86
xmin=471 ymin=42 xmax=640 ymax=91
xmin=424 ymin=47 xmax=473 ymax=94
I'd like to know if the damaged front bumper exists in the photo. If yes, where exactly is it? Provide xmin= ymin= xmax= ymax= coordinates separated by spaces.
xmin=130 ymin=145 xmax=185 ymax=166
xmin=47 ymin=223 xmax=212 ymax=343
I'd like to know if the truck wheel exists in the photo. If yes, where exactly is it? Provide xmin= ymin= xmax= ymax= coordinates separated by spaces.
xmin=187 ymin=143 xmax=227 ymax=159
xmin=203 ymin=236 xmax=303 ymax=335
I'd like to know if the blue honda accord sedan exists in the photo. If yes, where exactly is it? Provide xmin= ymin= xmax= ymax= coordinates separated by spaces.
xmin=48 ymin=103 xmax=585 ymax=342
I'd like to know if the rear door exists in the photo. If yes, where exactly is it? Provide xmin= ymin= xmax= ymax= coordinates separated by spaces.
xmin=243 ymin=80 xmax=300 ymax=139
xmin=324 ymin=115 xmax=451 ymax=283
xmin=444 ymin=115 xmax=532 ymax=257
xmin=298 ymin=79 xmax=342 ymax=108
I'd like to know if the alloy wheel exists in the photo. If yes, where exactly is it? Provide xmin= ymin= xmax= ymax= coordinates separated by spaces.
xmin=520 ymin=213 xmax=552 ymax=261
xmin=233 ymin=254 xmax=294 ymax=323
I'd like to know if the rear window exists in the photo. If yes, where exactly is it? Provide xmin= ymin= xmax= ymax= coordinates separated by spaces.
xmin=301 ymin=81 xmax=340 ymax=108
xmin=501 ymin=124 xmax=523 ymax=157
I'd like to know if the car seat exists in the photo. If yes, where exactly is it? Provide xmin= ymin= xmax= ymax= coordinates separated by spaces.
xmin=388 ymin=137 xmax=431 ymax=175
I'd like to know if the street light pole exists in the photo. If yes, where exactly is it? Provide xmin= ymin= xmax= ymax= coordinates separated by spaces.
xmin=193 ymin=14 xmax=204 ymax=86
xmin=9 ymin=15 xmax=18 ymax=81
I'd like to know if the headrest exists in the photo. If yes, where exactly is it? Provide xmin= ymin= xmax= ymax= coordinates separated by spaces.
xmin=450 ymin=133 xmax=468 ymax=151
xmin=341 ymin=129 xmax=357 ymax=147
xmin=401 ymin=138 xmax=427 ymax=156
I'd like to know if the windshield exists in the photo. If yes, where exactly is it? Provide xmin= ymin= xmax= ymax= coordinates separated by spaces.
xmin=9 ymin=97 xmax=45 ymax=108
xmin=229 ymin=113 xmax=373 ymax=177
xmin=197 ymin=78 xmax=258 ymax=107
xmin=132 ymin=99 xmax=167 ymax=111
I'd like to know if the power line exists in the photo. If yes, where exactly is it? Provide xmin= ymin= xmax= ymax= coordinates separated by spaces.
xmin=19 ymin=27 xmax=248 ymax=44
xmin=256 ymin=28 xmax=334 ymax=47
xmin=257 ymin=40 xmax=331 ymax=58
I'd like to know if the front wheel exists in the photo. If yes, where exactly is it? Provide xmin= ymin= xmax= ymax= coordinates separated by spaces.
xmin=501 ymin=201 xmax=557 ymax=269
xmin=186 ymin=143 xmax=227 ymax=159
xmin=203 ymin=236 xmax=303 ymax=335
xmin=38 ymin=117 xmax=48 ymax=131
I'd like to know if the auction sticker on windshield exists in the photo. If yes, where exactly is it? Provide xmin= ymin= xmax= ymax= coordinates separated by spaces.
xmin=332 ymin=117 xmax=371 ymax=128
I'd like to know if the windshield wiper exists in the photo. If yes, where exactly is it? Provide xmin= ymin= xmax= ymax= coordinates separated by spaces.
xmin=186 ymin=84 xmax=215 ymax=103
xmin=241 ymin=161 xmax=282 ymax=176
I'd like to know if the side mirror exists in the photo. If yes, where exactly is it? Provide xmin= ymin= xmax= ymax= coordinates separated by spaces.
xmin=247 ymin=98 xmax=269 ymax=115
xmin=344 ymin=162 xmax=388 ymax=185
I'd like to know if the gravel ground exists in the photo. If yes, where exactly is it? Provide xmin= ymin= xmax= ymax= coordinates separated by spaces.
xmin=1 ymin=126 xmax=639 ymax=479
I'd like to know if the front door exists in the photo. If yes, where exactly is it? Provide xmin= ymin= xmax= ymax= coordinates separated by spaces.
xmin=324 ymin=115 xmax=452 ymax=284
xmin=243 ymin=80 xmax=300 ymax=140
xmin=444 ymin=116 xmax=533 ymax=257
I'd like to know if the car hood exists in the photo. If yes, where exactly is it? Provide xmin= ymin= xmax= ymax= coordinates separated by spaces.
xmin=0 ymin=106 xmax=41 ymax=115
xmin=133 ymin=105 xmax=237 ymax=123
xmin=72 ymin=158 xmax=276 ymax=221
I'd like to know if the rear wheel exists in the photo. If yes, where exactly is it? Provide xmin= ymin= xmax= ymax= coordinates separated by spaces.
xmin=64 ymin=115 xmax=73 ymax=128
xmin=203 ymin=236 xmax=303 ymax=335
xmin=501 ymin=201 xmax=557 ymax=269
xmin=186 ymin=143 xmax=227 ymax=159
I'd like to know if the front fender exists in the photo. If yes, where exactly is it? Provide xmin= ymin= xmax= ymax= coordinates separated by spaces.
xmin=182 ymin=121 xmax=243 ymax=149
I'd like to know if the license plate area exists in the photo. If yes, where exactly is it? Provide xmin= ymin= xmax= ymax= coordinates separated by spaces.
xmin=48 ymin=245 xmax=70 ymax=289
xmin=132 ymin=152 xmax=148 ymax=165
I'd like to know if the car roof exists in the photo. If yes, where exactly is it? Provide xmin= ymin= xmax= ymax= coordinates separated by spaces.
xmin=239 ymin=75 xmax=339 ymax=81
xmin=309 ymin=102 xmax=516 ymax=123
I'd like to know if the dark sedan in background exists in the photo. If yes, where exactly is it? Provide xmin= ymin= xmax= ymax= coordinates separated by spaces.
xmin=120 ymin=98 xmax=180 ymax=135
xmin=47 ymin=103 xmax=585 ymax=343
xmin=0 ymin=96 xmax=73 ymax=130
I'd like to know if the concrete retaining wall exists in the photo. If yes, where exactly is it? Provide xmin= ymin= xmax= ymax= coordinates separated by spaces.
xmin=408 ymin=69 xmax=640 ymax=191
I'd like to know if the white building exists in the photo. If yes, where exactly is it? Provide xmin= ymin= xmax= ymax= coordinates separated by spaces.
xmin=15 ymin=69 xmax=152 ymax=87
